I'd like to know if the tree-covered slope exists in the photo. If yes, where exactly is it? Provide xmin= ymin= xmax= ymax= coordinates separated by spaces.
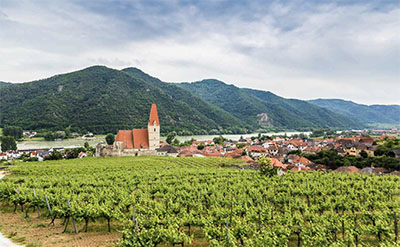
xmin=0 ymin=81 xmax=11 ymax=89
xmin=122 ymin=68 xmax=249 ymax=133
xmin=178 ymin=80 xmax=364 ymax=129
xmin=0 ymin=66 xmax=247 ymax=134
xmin=245 ymin=89 xmax=364 ymax=128
xmin=308 ymin=99 xmax=400 ymax=125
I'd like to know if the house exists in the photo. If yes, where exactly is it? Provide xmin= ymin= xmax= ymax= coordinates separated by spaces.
xmin=335 ymin=166 xmax=360 ymax=173
xmin=247 ymin=146 xmax=266 ymax=158
xmin=97 ymin=104 xmax=160 ymax=157
xmin=78 ymin=152 xmax=88 ymax=159
xmin=358 ymin=136 xmax=374 ymax=146
xmin=389 ymin=149 xmax=400 ymax=158
xmin=270 ymin=158 xmax=287 ymax=169
xmin=0 ymin=153 xmax=7 ymax=160
xmin=157 ymin=145 xmax=179 ymax=157
xmin=287 ymin=154 xmax=313 ymax=167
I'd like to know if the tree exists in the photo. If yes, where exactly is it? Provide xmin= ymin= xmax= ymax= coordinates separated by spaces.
xmin=47 ymin=150 xmax=63 ymax=160
xmin=65 ymin=126 xmax=72 ymax=138
xmin=236 ymin=143 xmax=246 ymax=149
xmin=172 ymin=138 xmax=180 ymax=146
xmin=84 ymin=142 xmax=90 ymax=150
xmin=258 ymin=156 xmax=277 ymax=177
xmin=3 ymin=126 xmax=23 ymax=140
xmin=105 ymin=133 xmax=115 ymax=145
xmin=166 ymin=132 xmax=176 ymax=144
xmin=359 ymin=150 xmax=368 ymax=158
xmin=197 ymin=143 xmax=205 ymax=150
xmin=213 ymin=135 xmax=226 ymax=145
xmin=1 ymin=136 xmax=17 ymax=152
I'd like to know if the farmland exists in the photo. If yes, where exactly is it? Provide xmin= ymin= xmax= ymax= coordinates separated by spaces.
xmin=0 ymin=156 xmax=399 ymax=246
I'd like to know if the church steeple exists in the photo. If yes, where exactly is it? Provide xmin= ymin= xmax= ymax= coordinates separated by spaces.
xmin=148 ymin=104 xmax=160 ymax=126
xmin=148 ymin=104 xmax=160 ymax=150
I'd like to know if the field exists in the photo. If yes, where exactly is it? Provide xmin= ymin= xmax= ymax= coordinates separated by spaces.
xmin=0 ymin=156 xmax=399 ymax=247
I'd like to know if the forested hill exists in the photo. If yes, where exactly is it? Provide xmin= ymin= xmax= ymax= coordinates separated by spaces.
xmin=0 ymin=66 xmax=249 ymax=134
xmin=308 ymin=99 xmax=400 ymax=126
xmin=178 ymin=80 xmax=364 ymax=130
xmin=122 ymin=67 xmax=248 ymax=133
xmin=0 ymin=81 xmax=11 ymax=89
xmin=0 ymin=65 xmax=367 ymax=134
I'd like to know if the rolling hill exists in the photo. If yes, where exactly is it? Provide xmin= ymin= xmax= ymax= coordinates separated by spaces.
xmin=178 ymin=80 xmax=364 ymax=130
xmin=0 ymin=66 xmax=368 ymax=134
xmin=308 ymin=99 xmax=400 ymax=126
xmin=0 ymin=81 xmax=11 ymax=89
xmin=0 ymin=66 xmax=249 ymax=135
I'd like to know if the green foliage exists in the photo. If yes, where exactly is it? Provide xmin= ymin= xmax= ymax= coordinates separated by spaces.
xmin=43 ymin=132 xmax=64 ymax=141
xmin=1 ymin=136 xmax=17 ymax=151
xmin=2 ymin=126 xmax=23 ymax=140
xmin=287 ymin=150 xmax=303 ymax=156
xmin=374 ymin=139 xmax=400 ymax=156
xmin=0 ymin=66 xmax=372 ymax=135
xmin=179 ymin=80 xmax=364 ymax=130
xmin=309 ymin=99 xmax=400 ymax=126
xmin=105 ymin=133 xmax=115 ymax=145
xmin=213 ymin=135 xmax=227 ymax=145
xmin=236 ymin=143 xmax=246 ymax=149
xmin=46 ymin=150 xmax=63 ymax=160
xmin=0 ymin=156 xmax=399 ymax=246
xmin=0 ymin=66 xmax=249 ymax=135
xmin=166 ymin=132 xmax=176 ymax=144
xmin=258 ymin=156 xmax=278 ymax=177
xmin=197 ymin=143 xmax=205 ymax=150
xmin=305 ymin=149 xmax=400 ymax=171
xmin=172 ymin=138 xmax=180 ymax=146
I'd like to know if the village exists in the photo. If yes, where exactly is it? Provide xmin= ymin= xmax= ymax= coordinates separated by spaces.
xmin=1 ymin=129 xmax=399 ymax=174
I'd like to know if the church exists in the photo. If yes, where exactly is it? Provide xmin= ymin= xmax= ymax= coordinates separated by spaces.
xmin=96 ymin=104 xmax=161 ymax=157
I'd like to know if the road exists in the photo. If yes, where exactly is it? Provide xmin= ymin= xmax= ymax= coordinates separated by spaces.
xmin=0 ymin=171 xmax=21 ymax=247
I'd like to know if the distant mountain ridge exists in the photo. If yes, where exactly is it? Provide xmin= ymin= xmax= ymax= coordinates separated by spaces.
xmin=0 ymin=81 xmax=11 ymax=89
xmin=178 ymin=80 xmax=363 ymax=130
xmin=0 ymin=66 xmax=251 ymax=134
xmin=0 ymin=65 xmax=381 ymax=134
xmin=308 ymin=99 xmax=400 ymax=126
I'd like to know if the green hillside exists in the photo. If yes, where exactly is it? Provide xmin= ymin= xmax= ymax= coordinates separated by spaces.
xmin=178 ymin=80 xmax=364 ymax=130
xmin=0 ymin=66 xmax=248 ymax=135
xmin=122 ymin=68 xmax=250 ymax=133
xmin=0 ymin=81 xmax=11 ymax=89
xmin=308 ymin=99 xmax=400 ymax=126
xmin=0 ymin=66 xmax=368 ymax=134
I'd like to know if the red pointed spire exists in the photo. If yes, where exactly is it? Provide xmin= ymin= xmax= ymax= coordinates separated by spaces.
xmin=148 ymin=104 xmax=160 ymax=126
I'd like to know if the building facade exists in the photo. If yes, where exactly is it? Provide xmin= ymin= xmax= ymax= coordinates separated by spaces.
xmin=96 ymin=104 xmax=160 ymax=157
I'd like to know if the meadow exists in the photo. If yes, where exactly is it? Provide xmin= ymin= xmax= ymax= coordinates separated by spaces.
xmin=0 ymin=156 xmax=399 ymax=246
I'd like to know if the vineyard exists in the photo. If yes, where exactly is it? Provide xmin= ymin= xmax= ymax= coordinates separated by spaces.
xmin=0 ymin=156 xmax=399 ymax=246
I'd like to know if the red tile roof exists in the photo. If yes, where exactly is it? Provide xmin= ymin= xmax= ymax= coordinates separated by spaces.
xmin=115 ymin=130 xmax=134 ymax=149
xmin=133 ymin=129 xmax=149 ymax=149
xmin=270 ymin=158 xmax=286 ymax=168
xmin=148 ymin=104 xmax=160 ymax=126
xmin=115 ymin=129 xmax=149 ymax=149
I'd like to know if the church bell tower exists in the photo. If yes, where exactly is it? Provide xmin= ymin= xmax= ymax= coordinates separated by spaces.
xmin=148 ymin=104 xmax=160 ymax=150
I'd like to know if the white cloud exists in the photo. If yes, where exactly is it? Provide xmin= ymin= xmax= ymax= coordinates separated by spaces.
xmin=0 ymin=0 xmax=399 ymax=104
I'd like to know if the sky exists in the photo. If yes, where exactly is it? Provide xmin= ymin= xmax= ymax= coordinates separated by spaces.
xmin=0 ymin=0 xmax=399 ymax=105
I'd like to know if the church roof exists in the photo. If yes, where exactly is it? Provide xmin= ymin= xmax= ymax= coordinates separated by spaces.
xmin=115 ymin=130 xmax=134 ymax=149
xmin=133 ymin=129 xmax=149 ymax=149
xmin=148 ymin=104 xmax=160 ymax=126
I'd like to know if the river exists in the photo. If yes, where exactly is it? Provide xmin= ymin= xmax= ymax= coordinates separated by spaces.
xmin=17 ymin=131 xmax=311 ymax=150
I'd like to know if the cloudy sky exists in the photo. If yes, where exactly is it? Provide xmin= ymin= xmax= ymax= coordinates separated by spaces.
xmin=0 ymin=0 xmax=399 ymax=104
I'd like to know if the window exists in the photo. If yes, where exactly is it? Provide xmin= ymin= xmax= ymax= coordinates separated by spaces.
xmin=154 ymin=128 xmax=156 ymax=132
